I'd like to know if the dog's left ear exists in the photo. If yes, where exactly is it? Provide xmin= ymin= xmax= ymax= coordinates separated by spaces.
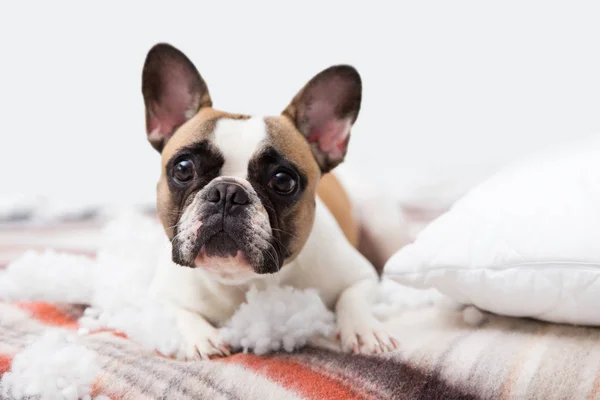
xmin=283 ymin=65 xmax=362 ymax=173
xmin=142 ymin=43 xmax=212 ymax=152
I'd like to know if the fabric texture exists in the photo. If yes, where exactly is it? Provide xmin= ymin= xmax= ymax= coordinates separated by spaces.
xmin=2 ymin=214 xmax=600 ymax=399
xmin=385 ymin=134 xmax=600 ymax=326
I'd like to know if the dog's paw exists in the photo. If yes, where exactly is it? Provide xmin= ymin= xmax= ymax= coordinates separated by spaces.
xmin=178 ymin=329 xmax=232 ymax=361
xmin=175 ymin=309 xmax=232 ymax=361
xmin=338 ymin=318 xmax=399 ymax=355
xmin=179 ymin=332 xmax=232 ymax=361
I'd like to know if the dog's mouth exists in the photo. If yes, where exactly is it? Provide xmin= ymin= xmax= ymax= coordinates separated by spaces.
xmin=172 ymin=209 xmax=282 ymax=274
xmin=199 ymin=231 xmax=240 ymax=258
xmin=193 ymin=231 xmax=254 ymax=276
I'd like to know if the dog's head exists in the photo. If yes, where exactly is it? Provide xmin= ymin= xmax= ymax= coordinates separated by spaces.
xmin=142 ymin=43 xmax=361 ymax=280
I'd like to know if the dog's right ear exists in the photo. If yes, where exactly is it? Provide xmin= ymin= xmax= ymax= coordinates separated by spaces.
xmin=142 ymin=43 xmax=212 ymax=152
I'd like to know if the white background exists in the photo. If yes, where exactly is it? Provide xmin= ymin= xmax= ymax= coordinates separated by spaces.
xmin=1 ymin=1 xmax=599 ymax=208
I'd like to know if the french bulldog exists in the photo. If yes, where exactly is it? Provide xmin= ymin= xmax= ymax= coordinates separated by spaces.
xmin=144 ymin=43 xmax=397 ymax=359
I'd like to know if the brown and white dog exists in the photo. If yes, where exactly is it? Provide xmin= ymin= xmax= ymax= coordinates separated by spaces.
xmin=143 ymin=43 xmax=397 ymax=359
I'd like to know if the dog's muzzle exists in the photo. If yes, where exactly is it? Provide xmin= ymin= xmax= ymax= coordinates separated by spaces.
xmin=172 ymin=178 xmax=277 ymax=274
xmin=200 ymin=181 xmax=251 ymax=258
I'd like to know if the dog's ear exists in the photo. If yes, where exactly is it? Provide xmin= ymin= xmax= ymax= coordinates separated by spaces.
xmin=283 ymin=65 xmax=362 ymax=173
xmin=142 ymin=43 xmax=212 ymax=152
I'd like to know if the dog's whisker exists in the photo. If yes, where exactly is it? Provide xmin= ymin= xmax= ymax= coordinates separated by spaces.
xmin=271 ymin=227 xmax=300 ymax=241
xmin=164 ymin=223 xmax=180 ymax=232
xmin=263 ymin=241 xmax=280 ymax=272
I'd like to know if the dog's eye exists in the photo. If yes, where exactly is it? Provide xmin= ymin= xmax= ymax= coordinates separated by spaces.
xmin=269 ymin=170 xmax=297 ymax=195
xmin=173 ymin=159 xmax=195 ymax=184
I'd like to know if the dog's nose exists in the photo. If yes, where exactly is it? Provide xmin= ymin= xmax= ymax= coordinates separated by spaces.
xmin=207 ymin=182 xmax=250 ymax=207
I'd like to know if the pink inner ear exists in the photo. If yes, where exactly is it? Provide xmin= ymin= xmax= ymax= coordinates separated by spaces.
xmin=308 ymin=119 xmax=351 ymax=161
xmin=148 ymin=76 xmax=199 ymax=137
xmin=147 ymin=112 xmax=178 ymax=138
xmin=306 ymin=101 xmax=351 ymax=161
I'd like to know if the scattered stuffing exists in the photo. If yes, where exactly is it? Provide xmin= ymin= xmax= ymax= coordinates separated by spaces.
xmin=0 ymin=250 xmax=95 ymax=304
xmin=81 ymin=210 xmax=183 ymax=356
xmin=0 ymin=210 xmax=183 ymax=357
xmin=220 ymin=285 xmax=336 ymax=355
xmin=1 ymin=209 xmax=447 ymax=366
xmin=0 ymin=330 xmax=102 ymax=400
xmin=462 ymin=305 xmax=487 ymax=327
xmin=77 ymin=300 xmax=182 ymax=358
xmin=0 ymin=210 xmax=339 ymax=357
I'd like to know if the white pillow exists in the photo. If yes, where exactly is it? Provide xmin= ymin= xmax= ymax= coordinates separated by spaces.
xmin=384 ymin=135 xmax=600 ymax=326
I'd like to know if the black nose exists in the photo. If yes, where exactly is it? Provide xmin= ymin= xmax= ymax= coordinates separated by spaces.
xmin=207 ymin=182 xmax=250 ymax=207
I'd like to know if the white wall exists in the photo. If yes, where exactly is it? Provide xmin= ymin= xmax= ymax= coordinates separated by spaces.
xmin=1 ymin=1 xmax=598 ymax=208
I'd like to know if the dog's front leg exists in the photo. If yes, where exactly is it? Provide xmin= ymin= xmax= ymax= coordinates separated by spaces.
xmin=174 ymin=307 xmax=231 ymax=360
xmin=336 ymin=279 xmax=398 ymax=354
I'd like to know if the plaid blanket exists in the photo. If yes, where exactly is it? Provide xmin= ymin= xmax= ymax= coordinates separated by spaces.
xmin=2 ymin=217 xmax=600 ymax=399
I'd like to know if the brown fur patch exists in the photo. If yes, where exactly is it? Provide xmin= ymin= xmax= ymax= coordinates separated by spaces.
xmin=317 ymin=173 xmax=359 ymax=247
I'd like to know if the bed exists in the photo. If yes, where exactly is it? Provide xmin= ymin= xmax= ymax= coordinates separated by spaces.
xmin=1 ymin=209 xmax=600 ymax=400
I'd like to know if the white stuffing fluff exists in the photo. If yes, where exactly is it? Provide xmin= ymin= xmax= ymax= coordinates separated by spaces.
xmin=0 ymin=330 xmax=102 ymax=400
xmin=0 ymin=210 xmax=339 ymax=357
xmin=81 ymin=211 xmax=183 ymax=356
xmin=0 ymin=209 xmax=442 ymax=370
xmin=220 ymin=285 xmax=335 ymax=355
xmin=0 ymin=210 xmax=183 ymax=357
xmin=0 ymin=250 xmax=95 ymax=304
xmin=0 ymin=208 xmax=450 ymax=397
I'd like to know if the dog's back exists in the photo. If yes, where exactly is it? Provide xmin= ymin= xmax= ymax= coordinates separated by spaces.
xmin=319 ymin=174 xmax=408 ymax=274
xmin=317 ymin=173 xmax=359 ymax=248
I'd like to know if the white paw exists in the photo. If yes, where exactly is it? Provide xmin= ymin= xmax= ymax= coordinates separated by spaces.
xmin=178 ymin=331 xmax=231 ymax=361
xmin=338 ymin=318 xmax=399 ymax=355
xmin=175 ymin=309 xmax=232 ymax=361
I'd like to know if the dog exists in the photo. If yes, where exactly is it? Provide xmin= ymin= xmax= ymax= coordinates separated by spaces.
xmin=143 ymin=43 xmax=397 ymax=359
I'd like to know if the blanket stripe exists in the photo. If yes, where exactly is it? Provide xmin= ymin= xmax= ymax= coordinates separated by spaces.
xmin=0 ymin=356 xmax=11 ymax=375
xmin=220 ymin=354 xmax=364 ymax=400
xmin=13 ymin=303 xmax=81 ymax=329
